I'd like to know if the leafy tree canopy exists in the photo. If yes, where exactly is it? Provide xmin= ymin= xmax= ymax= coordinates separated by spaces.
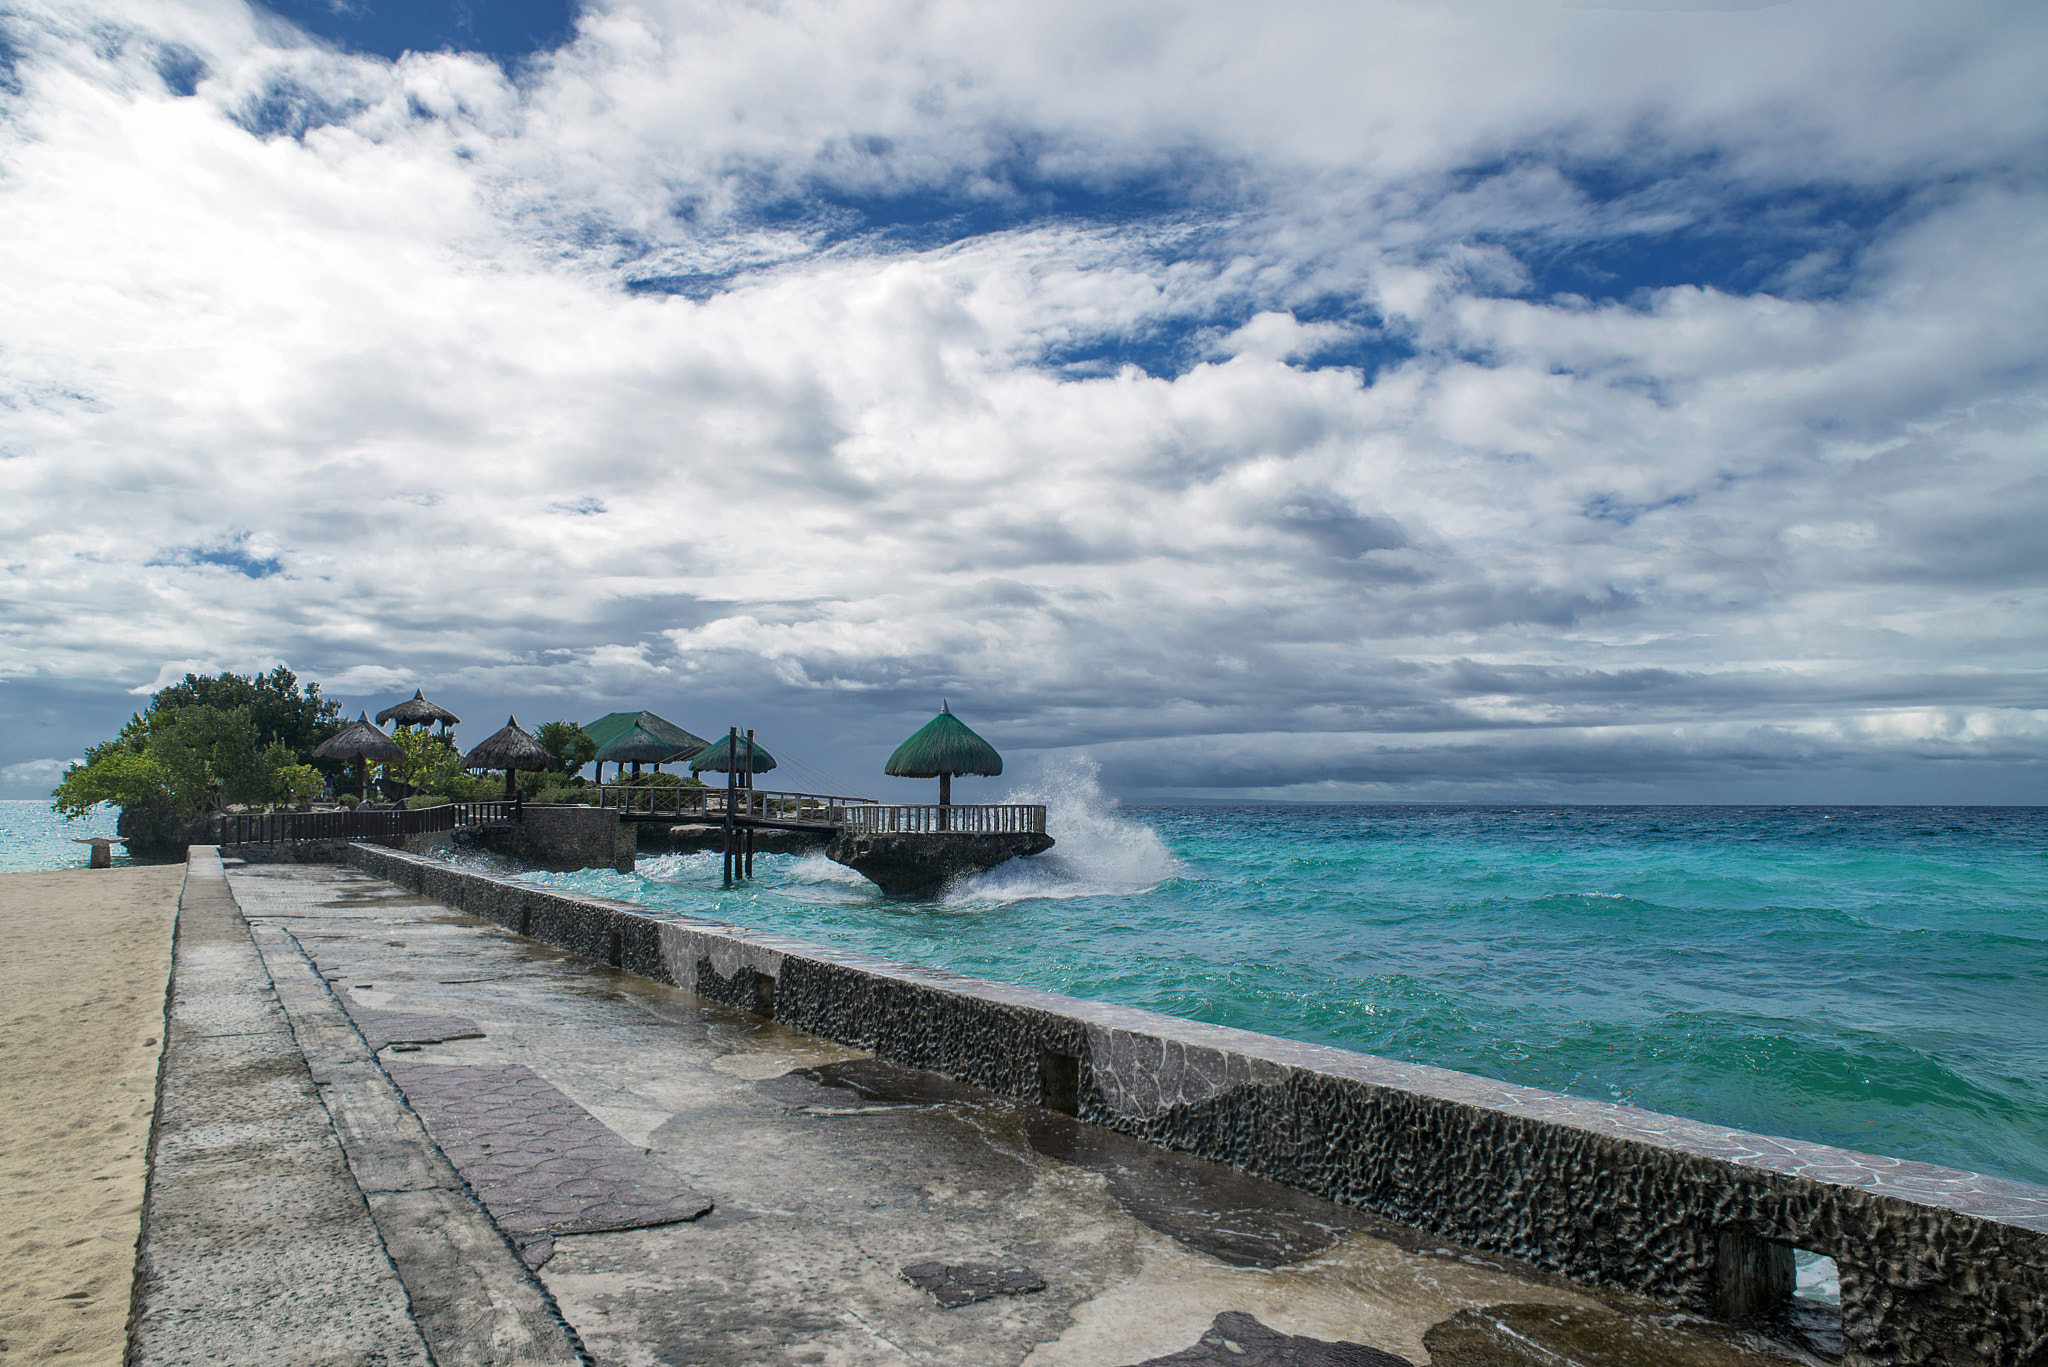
xmin=535 ymin=721 xmax=598 ymax=774
xmin=52 ymin=666 xmax=346 ymax=821
xmin=147 ymin=666 xmax=343 ymax=755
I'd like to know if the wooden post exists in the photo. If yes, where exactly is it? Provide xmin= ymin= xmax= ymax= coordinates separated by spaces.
xmin=744 ymin=729 xmax=757 ymax=878
xmin=722 ymin=726 xmax=737 ymax=887
xmin=938 ymin=771 xmax=951 ymax=831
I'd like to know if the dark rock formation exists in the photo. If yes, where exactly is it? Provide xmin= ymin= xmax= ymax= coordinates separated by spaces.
xmin=825 ymin=830 xmax=1054 ymax=896
xmin=116 ymin=807 xmax=212 ymax=855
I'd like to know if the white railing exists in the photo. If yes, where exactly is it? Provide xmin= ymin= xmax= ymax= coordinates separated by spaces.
xmin=838 ymin=804 xmax=1047 ymax=835
xmin=592 ymin=785 xmax=874 ymax=822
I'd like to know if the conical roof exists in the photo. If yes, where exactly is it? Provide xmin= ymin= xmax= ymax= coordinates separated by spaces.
xmin=462 ymin=716 xmax=555 ymax=772
xmin=376 ymin=689 xmax=461 ymax=728
xmin=689 ymin=734 xmax=778 ymax=775
xmin=594 ymin=723 xmax=680 ymax=765
xmin=885 ymin=702 xmax=1002 ymax=778
xmin=312 ymin=713 xmax=406 ymax=763
xmin=583 ymin=710 xmax=707 ymax=759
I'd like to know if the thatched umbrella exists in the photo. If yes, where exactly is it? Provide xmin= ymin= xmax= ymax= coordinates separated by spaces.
xmin=583 ymin=711 xmax=708 ymax=780
xmin=594 ymin=723 xmax=680 ymax=779
xmin=689 ymin=733 xmax=778 ymax=776
xmin=885 ymin=701 xmax=1001 ymax=807
xmin=463 ymin=716 xmax=555 ymax=799
xmin=376 ymin=689 xmax=461 ymax=733
xmin=313 ymin=713 xmax=408 ymax=801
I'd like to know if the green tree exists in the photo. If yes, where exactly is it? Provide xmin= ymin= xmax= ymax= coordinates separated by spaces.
xmin=51 ymin=748 xmax=170 ymax=820
xmin=147 ymin=666 xmax=343 ymax=756
xmin=150 ymin=705 xmax=271 ymax=811
xmin=51 ymin=665 xmax=345 ymax=825
xmin=388 ymin=727 xmax=465 ymax=794
xmin=534 ymin=721 xmax=597 ymax=778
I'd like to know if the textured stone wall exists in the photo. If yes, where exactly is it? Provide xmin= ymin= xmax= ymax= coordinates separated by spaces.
xmin=343 ymin=843 xmax=2048 ymax=1366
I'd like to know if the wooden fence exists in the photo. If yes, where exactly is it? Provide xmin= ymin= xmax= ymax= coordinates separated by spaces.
xmin=214 ymin=802 xmax=516 ymax=845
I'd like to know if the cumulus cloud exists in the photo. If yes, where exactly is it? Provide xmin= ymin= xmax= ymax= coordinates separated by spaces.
xmin=0 ymin=0 xmax=2043 ymax=801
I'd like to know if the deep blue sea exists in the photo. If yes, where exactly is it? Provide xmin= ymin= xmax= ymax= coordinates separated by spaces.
xmin=514 ymin=767 xmax=2048 ymax=1206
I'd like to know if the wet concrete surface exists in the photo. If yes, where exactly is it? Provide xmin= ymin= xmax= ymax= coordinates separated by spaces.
xmin=225 ymin=861 xmax=1837 ymax=1367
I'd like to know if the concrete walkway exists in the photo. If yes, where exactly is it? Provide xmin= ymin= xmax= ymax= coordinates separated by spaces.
xmin=124 ymin=851 xmax=1830 ymax=1366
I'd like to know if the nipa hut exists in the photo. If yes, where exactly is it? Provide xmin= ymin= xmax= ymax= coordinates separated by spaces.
xmin=313 ymin=713 xmax=408 ymax=801
xmin=885 ymin=701 xmax=1001 ymax=807
xmin=689 ymin=733 xmax=778 ymax=777
xmin=582 ymin=711 xmax=708 ymax=781
xmin=375 ymin=689 xmax=461 ymax=734
xmin=594 ymin=723 xmax=679 ymax=780
xmin=462 ymin=716 xmax=555 ymax=799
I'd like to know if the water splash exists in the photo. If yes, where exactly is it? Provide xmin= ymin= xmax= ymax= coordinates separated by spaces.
xmin=949 ymin=757 xmax=1182 ymax=904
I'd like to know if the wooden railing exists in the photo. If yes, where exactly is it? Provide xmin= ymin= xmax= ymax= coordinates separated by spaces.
xmin=838 ymin=804 xmax=1047 ymax=835
xmin=591 ymin=785 xmax=874 ymax=823
xmin=214 ymin=801 xmax=517 ymax=845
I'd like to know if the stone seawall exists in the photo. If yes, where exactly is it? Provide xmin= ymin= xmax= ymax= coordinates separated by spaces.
xmin=341 ymin=843 xmax=2048 ymax=1366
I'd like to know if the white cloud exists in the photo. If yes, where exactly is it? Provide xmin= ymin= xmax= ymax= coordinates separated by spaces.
xmin=0 ymin=0 xmax=2043 ymax=799
xmin=1 ymin=758 xmax=77 ymax=789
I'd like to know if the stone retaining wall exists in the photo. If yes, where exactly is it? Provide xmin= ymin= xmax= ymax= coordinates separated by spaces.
xmin=342 ymin=844 xmax=2048 ymax=1366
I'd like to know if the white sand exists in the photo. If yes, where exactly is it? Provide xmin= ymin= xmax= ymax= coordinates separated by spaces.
xmin=0 ymin=864 xmax=182 ymax=1366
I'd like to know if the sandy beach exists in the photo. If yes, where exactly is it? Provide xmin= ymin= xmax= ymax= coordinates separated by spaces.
xmin=0 ymin=864 xmax=182 ymax=1366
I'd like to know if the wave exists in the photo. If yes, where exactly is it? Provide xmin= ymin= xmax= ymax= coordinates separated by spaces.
xmin=946 ymin=756 xmax=1182 ymax=905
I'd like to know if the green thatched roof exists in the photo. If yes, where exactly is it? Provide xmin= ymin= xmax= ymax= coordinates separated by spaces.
xmin=312 ymin=713 xmax=406 ymax=763
xmin=462 ymin=717 xmax=554 ymax=772
xmin=593 ymin=723 xmax=679 ymax=765
xmin=885 ymin=702 xmax=1002 ymax=778
xmin=583 ymin=711 xmax=708 ymax=761
xmin=689 ymin=734 xmax=778 ymax=775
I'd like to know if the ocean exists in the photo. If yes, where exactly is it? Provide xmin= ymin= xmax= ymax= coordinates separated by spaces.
xmin=13 ymin=784 xmax=2045 ymax=1285
xmin=513 ymin=767 xmax=2048 ymax=1209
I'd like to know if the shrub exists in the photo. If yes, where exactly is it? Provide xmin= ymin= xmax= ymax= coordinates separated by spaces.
xmin=337 ymin=792 xmax=360 ymax=809
xmin=405 ymin=794 xmax=452 ymax=809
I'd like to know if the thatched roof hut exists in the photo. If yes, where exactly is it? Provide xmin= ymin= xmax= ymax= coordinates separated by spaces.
xmin=689 ymin=734 xmax=778 ymax=776
xmin=885 ymin=702 xmax=1001 ymax=806
xmin=376 ymin=689 xmax=461 ymax=732
xmin=312 ymin=713 xmax=406 ymax=800
xmin=463 ymin=716 xmax=555 ymax=798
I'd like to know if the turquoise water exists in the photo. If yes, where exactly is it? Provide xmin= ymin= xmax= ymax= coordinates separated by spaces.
xmin=8 ymin=788 xmax=2043 ymax=1207
xmin=520 ymin=769 xmax=2048 ymax=1196
xmin=0 ymin=800 xmax=157 ymax=872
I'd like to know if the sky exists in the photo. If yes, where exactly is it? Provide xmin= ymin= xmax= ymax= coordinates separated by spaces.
xmin=1 ymin=0 xmax=2044 ymax=805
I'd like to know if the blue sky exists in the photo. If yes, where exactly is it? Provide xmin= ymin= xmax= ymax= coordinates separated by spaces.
xmin=1 ymin=0 xmax=2044 ymax=803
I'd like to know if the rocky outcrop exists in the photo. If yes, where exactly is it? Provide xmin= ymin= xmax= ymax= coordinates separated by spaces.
xmin=825 ymin=830 xmax=1054 ymax=896
xmin=116 ymin=807 xmax=212 ymax=855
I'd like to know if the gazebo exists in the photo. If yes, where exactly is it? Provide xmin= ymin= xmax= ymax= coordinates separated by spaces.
xmin=594 ymin=723 xmax=680 ymax=780
xmin=375 ymin=689 xmax=461 ymax=734
xmin=462 ymin=716 xmax=555 ymax=799
xmin=885 ymin=701 xmax=1002 ymax=809
xmin=313 ymin=713 xmax=408 ymax=802
xmin=582 ymin=711 xmax=708 ymax=781
xmin=688 ymin=733 xmax=778 ymax=777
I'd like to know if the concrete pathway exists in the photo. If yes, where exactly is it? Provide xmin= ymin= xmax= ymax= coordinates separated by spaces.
xmin=118 ymin=854 xmax=1832 ymax=1367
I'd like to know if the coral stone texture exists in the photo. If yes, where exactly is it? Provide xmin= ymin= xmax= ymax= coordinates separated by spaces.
xmin=0 ymin=865 xmax=180 ymax=1367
